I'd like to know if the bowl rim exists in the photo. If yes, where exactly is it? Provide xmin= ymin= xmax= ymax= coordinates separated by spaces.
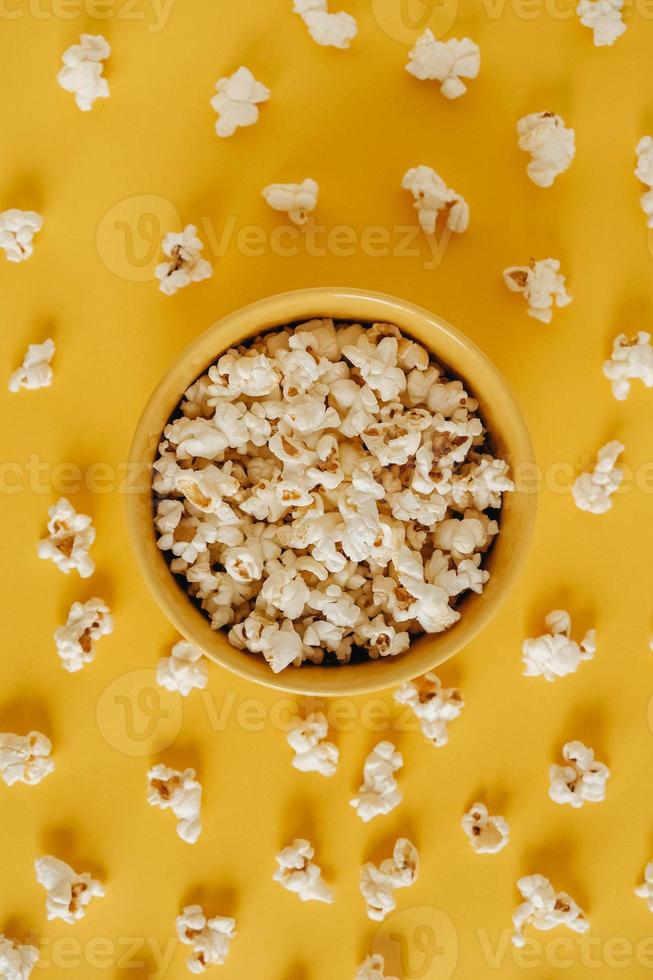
xmin=127 ymin=286 xmax=537 ymax=696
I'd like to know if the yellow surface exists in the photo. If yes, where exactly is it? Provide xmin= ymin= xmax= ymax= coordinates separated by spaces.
xmin=1 ymin=2 xmax=653 ymax=978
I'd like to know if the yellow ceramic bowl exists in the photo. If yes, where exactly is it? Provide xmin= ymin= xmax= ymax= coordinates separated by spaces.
xmin=127 ymin=288 xmax=536 ymax=696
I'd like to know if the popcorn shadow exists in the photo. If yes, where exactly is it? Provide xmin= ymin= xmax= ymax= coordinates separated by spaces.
xmin=555 ymin=704 xmax=608 ymax=759
xmin=524 ymin=593 xmax=596 ymax=641
xmin=39 ymin=826 xmax=107 ymax=883
xmin=521 ymin=837 xmax=588 ymax=910
xmin=281 ymin=965 xmax=310 ymax=980
xmin=153 ymin=743 xmax=202 ymax=779
xmin=1 ymin=915 xmax=36 ymax=946
xmin=0 ymin=698 xmax=53 ymax=739
xmin=2 ymin=173 xmax=44 ymax=214
xmin=180 ymin=882 xmax=239 ymax=918
xmin=610 ymin=291 xmax=652 ymax=333
xmin=59 ymin=569 xmax=117 ymax=622
xmin=281 ymin=796 xmax=318 ymax=848
xmin=364 ymin=820 xmax=420 ymax=869
xmin=465 ymin=784 xmax=511 ymax=816
xmin=13 ymin=315 xmax=57 ymax=360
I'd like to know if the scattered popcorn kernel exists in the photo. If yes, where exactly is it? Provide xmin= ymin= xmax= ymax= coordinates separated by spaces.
xmin=549 ymin=741 xmax=609 ymax=807
xmin=35 ymin=856 xmax=105 ymax=924
xmin=405 ymin=30 xmax=480 ymax=99
xmin=273 ymin=839 xmax=334 ymax=903
xmin=57 ymin=34 xmax=110 ymax=111
xmin=0 ymin=731 xmax=54 ymax=787
xmin=262 ymin=179 xmax=319 ymax=225
xmin=522 ymin=610 xmax=596 ymax=681
xmin=210 ymin=66 xmax=270 ymax=137
xmin=38 ymin=498 xmax=95 ymax=579
xmin=8 ymin=339 xmax=55 ymax=392
xmin=461 ymin=802 xmax=509 ymax=854
xmin=54 ymin=598 xmax=113 ymax=673
xmin=394 ymin=672 xmax=464 ymax=746
xmin=176 ymin=905 xmax=236 ymax=972
xmin=635 ymin=137 xmax=653 ymax=227
xmin=572 ymin=440 xmax=624 ymax=514
xmin=576 ymin=0 xmax=626 ymax=46
xmin=0 ymin=935 xmax=39 ymax=979
xmin=350 ymin=741 xmax=403 ymax=822
xmin=636 ymin=862 xmax=653 ymax=912
xmin=503 ymin=258 xmax=571 ymax=324
xmin=293 ymin=0 xmax=357 ymax=48
xmin=402 ymin=165 xmax=469 ymax=235
xmin=0 ymin=210 xmax=43 ymax=263
xmin=512 ymin=874 xmax=589 ymax=947
xmin=517 ymin=112 xmax=575 ymax=187
xmin=603 ymin=332 xmax=653 ymax=400
xmin=147 ymin=764 xmax=202 ymax=844
xmin=287 ymin=711 xmax=339 ymax=776
xmin=157 ymin=640 xmax=208 ymax=696
xmin=153 ymin=320 xmax=514 ymax=672
xmin=356 ymin=954 xmax=398 ymax=980
xmin=360 ymin=838 xmax=419 ymax=921
xmin=156 ymin=225 xmax=213 ymax=296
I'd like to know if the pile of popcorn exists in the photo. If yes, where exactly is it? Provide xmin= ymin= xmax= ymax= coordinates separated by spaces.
xmin=152 ymin=318 xmax=514 ymax=672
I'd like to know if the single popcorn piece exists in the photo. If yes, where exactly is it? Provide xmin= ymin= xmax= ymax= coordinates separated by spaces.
xmin=0 ymin=935 xmax=39 ymax=979
xmin=293 ymin=0 xmax=357 ymax=48
xmin=405 ymin=30 xmax=480 ymax=99
xmin=603 ymin=333 xmax=653 ymax=400
xmin=176 ymin=905 xmax=236 ymax=972
xmin=0 ymin=209 xmax=43 ymax=263
xmin=636 ymin=862 xmax=653 ymax=912
xmin=503 ymin=258 xmax=572 ymax=324
xmin=262 ymin=179 xmax=319 ymax=226
xmin=522 ymin=610 xmax=596 ymax=681
xmin=35 ymin=856 xmax=105 ymax=924
xmin=286 ymin=712 xmax=339 ymax=776
xmin=57 ymin=34 xmax=110 ymax=111
xmin=356 ymin=954 xmax=398 ymax=980
xmin=461 ymin=802 xmax=509 ymax=854
xmin=635 ymin=137 xmax=653 ymax=227
xmin=8 ymin=339 xmax=55 ymax=392
xmin=517 ymin=112 xmax=575 ymax=187
xmin=273 ymin=839 xmax=334 ymax=903
xmin=0 ymin=731 xmax=54 ymax=787
xmin=576 ymin=0 xmax=626 ymax=46
xmin=512 ymin=874 xmax=589 ymax=948
xmin=210 ymin=66 xmax=270 ymax=137
xmin=549 ymin=740 xmax=610 ymax=807
xmin=394 ymin=672 xmax=464 ymax=747
xmin=402 ymin=165 xmax=469 ymax=235
xmin=156 ymin=225 xmax=213 ymax=296
xmin=350 ymin=741 xmax=403 ymax=822
xmin=147 ymin=764 xmax=202 ymax=844
xmin=360 ymin=838 xmax=419 ymax=922
xmin=572 ymin=440 xmax=624 ymax=514
xmin=54 ymin=598 xmax=113 ymax=673
xmin=38 ymin=498 xmax=95 ymax=579
xmin=157 ymin=640 xmax=208 ymax=696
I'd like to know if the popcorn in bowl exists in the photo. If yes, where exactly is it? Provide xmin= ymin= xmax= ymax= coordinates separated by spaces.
xmin=150 ymin=318 xmax=515 ymax=674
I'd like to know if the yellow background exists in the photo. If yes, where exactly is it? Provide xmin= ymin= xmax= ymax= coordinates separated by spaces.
xmin=2 ymin=0 xmax=653 ymax=977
